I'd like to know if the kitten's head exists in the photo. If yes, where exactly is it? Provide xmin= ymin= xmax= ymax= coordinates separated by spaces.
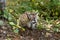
xmin=25 ymin=11 xmax=39 ymax=29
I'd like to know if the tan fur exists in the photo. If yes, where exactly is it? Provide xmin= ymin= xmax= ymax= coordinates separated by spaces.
xmin=19 ymin=11 xmax=38 ymax=29
xmin=19 ymin=13 xmax=29 ymax=26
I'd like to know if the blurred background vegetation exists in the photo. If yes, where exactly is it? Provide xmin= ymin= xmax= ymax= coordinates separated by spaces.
xmin=3 ymin=0 xmax=60 ymax=33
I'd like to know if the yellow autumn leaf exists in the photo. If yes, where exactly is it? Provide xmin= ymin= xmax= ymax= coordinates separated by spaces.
xmin=55 ymin=12 xmax=58 ymax=15
xmin=35 ymin=3 xmax=39 ymax=6
xmin=9 ymin=9 xmax=13 ymax=13
xmin=13 ymin=26 xmax=16 ymax=29
xmin=32 ymin=0 xmax=35 ymax=2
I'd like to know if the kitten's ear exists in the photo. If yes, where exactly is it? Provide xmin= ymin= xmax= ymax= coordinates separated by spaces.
xmin=35 ymin=11 xmax=39 ymax=16
xmin=35 ymin=12 xmax=39 ymax=20
xmin=36 ymin=12 xmax=39 ymax=16
xmin=32 ymin=10 xmax=39 ymax=15
xmin=25 ymin=11 xmax=31 ymax=19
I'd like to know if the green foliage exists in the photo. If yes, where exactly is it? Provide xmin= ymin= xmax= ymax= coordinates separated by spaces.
xmin=2 ymin=0 xmax=60 ymax=33
xmin=6 ymin=0 xmax=60 ymax=19
xmin=13 ymin=28 xmax=19 ymax=33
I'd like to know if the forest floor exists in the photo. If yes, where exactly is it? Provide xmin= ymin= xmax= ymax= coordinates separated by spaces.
xmin=0 ymin=19 xmax=60 ymax=40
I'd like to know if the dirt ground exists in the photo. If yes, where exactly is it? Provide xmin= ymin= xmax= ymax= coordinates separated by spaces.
xmin=0 ymin=28 xmax=60 ymax=40
xmin=0 ymin=19 xmax=60 ymax=40
xmin=19 ymin=29 xmax=60 ymax=40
